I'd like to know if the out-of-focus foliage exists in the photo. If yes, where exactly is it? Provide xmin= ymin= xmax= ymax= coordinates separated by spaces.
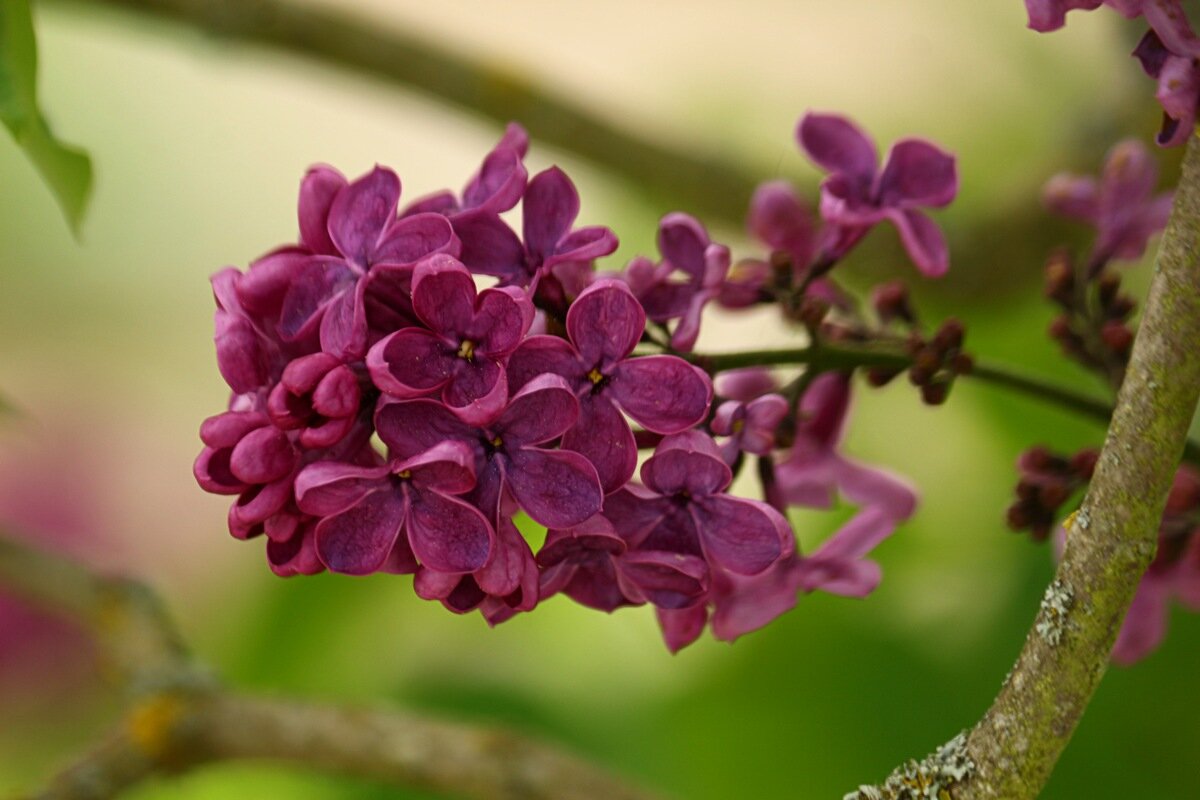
xmin=0 ymin=0 xmax=91 ymax=236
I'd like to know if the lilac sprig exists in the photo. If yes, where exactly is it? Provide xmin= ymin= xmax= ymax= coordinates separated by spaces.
xmin=197 ymin=117 xmax=954 ymax=650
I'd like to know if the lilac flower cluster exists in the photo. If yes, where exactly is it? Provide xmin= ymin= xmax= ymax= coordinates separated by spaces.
xmin=198 ymin=117 xmax=954 ymax=649
xmin=1025 ymin=0 xmax=1200 ymax=146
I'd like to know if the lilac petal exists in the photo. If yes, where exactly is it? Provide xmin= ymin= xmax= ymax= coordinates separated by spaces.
xmin=237 ymin=249 xmax=312 ymax=318
xmin=538 ymin=517 xmax=627 ymax=567
xmin=298 ymin=165 xmax=346 ymax=255
xmin=452 ymin=210 xmax=528 ymax=282
xmin=563 ymin=395 xmax=636 ymax=495
xmin=1023 ymin=0 xmax=1102 ymax=31
xmin=657 ymin=213 xmax=709 ymax=280
xmin=641 ymin=432 xmax=731 ymax=497
xmin=229 ymin=427 xmax=297 ymax=485
xmin=884 ymin=208 xmax=949 ymax=277
xmin=315 ymin=488 xmax=408 ymax=575
xmin=363 ymin=264 xmax=418 ymax=334
xmin=476 ymin=518 xmax=538 ymax=609
xmin=394 ymin=441 xmax=477 ymax=495
xmin=498 ymin=373 xmax=580 ymax=446
xmin=382 ymin=534 xmax=420 ymax=574
xmin=374 ymin=213 xmax=459 ymax=265
xmin=1143 ymin=0 xmax=1200 ymax=59
xmin=200 ymin=411 xmax=268 ymax=448
xmin=1042 ymin=174 xmax=1099 ymax=221
xmin=1135 ymin=30 xmax=1170 ymax=78
xmin=319 ymin=278 xmax=369 ymax=359
xmin=611 ymin=356 xmax=712 ymax=433
xmin=668 ymin=291 xmax=709 ymax=352
xmin=299 ymin=417 xmax=354 ymax=450
xmin=561 ymin=557 xmax=631 ymax=612
xmin=294 ymin=462 xmax=390 ymax=516
xmin=375 ymin=398 xmax=476 ymax=460
xmin=545 ymin=226 xmax=619 ymax=271
xmin=833 ymin=459 xmax=919 ymax=521
xmin=710 ymin=556 xmax=800 ymax=641
xmin=797 ymin=112 xmax=879 ymax=185
xmin=716 ymin=368 xmax=779 ymax=402
xmin=462 ymin=146 xmax=527 ymax=214
xmin=213 ymin=319 xmax=266 ymax=395
xmin=327 ymin=166 xmax=401 ymax=267
xmin=1099 ymin=139 xmax=1158 ymax=209
xmin=523 ymin=167 xmax=580 ymax=259
xmin=637 ymin=279 xmax=697 ymax=322
xmin=797 ymin=556 xmax=882 ymax=598
xmin=367 ymin=328 xmax=454 ymax=397
xmin=443 ymin=359 xmax=507 ymax=426
xmin=406 ymin=490 xmax=493 ymax=573
xmin=748 ymin=180 xmax=816 ymax=261
xmin=267 ymin=525 xmax=325 ymax=577
xmin=411 ymin=254 xmax=477 ymax=335
xmin=796 ymin=371 xmax=852 ymax=452
xmin=692 ymin=495 xmax=788 ymax=575
xmin=413 ymin=567 xmax=463 ymax=601
xmin=312 ymin=365 xmax=360 ymax=418
xmin=506 ymin=335 xmax=583 ymax=394
xmin=278 ymin=257 xmax=356 ymax=341
xmin=566 ymin=279 xmax=646 ymax=367
xmin=402 ymin=191 xmax=458 ymax=217
xmin=194 ymin=447 xmax=246 ymax=495
xmin=1112 ymin=571 xmax=1171 ymax=665
xmin=710 ymin=401 xmax=744 ymax=438
xmin=877 ymin=139 xmax=957 ymax=208
xmin=1155 ymin=55 xmax=1200 ymax=147
xmin=602 ymin=486 xmax=671 ymax=546
xmin=740 ymin=395 xmax=789 ymax=454
xmin=656 ymin=605 xmax=708 ymax=653
xmin=281 ymin=352 xmax=338 ymax=395
xmin=621 ymin=551 xmax=709 ymax=610
xmin=506 ymin=447 xmax=602 ymax=529
xmin=230 ymin=478 xmax=293 ymax=531
xmin=472 ymin=285 xmax=533 ymax=357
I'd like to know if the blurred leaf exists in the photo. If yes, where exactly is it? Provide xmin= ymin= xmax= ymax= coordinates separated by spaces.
xmin=0 ymin=0 xmax=92 ymax=237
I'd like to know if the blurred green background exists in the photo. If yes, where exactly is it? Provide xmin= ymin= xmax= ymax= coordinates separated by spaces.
xmin=1 ymin=1 xmax=1197 ymax=797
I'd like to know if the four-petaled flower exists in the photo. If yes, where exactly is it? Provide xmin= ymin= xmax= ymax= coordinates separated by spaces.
xmin=368 ymin=254 xmax=533 ymax=424
xmin=798 ymin=112 xmax=958 ymax=276
xmin=508 ymin=279 xmax=713 ymax=493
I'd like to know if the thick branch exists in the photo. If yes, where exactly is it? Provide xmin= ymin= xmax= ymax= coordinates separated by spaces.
xmin=949 ymin=133 xmax=1200 ymax=797
xmin=0 ymin=535 xmax=664 ymax=800
xmin=56 ymin=0 xmax=759 ymax=225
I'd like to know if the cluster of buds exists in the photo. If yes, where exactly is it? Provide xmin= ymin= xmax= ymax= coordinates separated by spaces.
xmin=1045 ymin=254 xmax=1138 ymax=383
xmin=197 ymin=115 xmax=959 ymax=650
xmin=1006 ymin=445 xmax=1098 ymax=541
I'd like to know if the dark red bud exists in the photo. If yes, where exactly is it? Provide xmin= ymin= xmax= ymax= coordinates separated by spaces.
xmin=1100 ymin=320 xmax=1134 ymax=355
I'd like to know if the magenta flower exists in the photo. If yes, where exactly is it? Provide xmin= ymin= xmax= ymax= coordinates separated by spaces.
xmin=450 ymin=166 xmax=618 ymax=289
xmin=375 ymin=374 xmax=603 ymax=530
xmin=266 ymin=352 xmax=362 ymax=449
xmin=538 ymin=514 xmax=710 ymax=613
xmin=797 ymin=112 xmax=958 ymax=277
xmin=1044 ymin=139 xmax=1173 ymax=264
xmin=711 ymin=394 xmax=789 ymax=464
xmin=775 ymin=373 xmax=917 ymax=594
xmin=402 ymin=123 xmax=530 ymax=217
xmin=622 ymin=213 xmax=731 ymax=350
xmin=294 ymin=441 xmax=492 ymax=576
xmin=507 ymin=279 xmax=713 ymax=493
xmin=278 ymin=166 xmax=461 ymax=359
xmin=605 ymin=432 xmax=790 ymax=579
xmin=1135 ymin=30 xmax=1200 ymax=147
xmin=1026 ymin=1 xmax=1200 ymax=58
xmin=367 ymin=254 xmax=533 ymax=425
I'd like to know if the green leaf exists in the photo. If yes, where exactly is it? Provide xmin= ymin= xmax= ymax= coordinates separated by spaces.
xmin=0 ymin=0 xmax=92 ymax=237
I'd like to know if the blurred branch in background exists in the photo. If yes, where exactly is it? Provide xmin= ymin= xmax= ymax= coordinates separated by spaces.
xmin=0 ymin=535 xmax=665 ymax=800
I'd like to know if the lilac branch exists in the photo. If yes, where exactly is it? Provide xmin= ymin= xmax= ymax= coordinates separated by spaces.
xmin=0 ymin=534 xmax=665 ymax=800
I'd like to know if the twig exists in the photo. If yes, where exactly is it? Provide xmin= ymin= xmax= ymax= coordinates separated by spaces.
xmin=0 ymin=534 xmax=665 ymax=800
xmin=55 ymin=0 xmax=760 ymax=225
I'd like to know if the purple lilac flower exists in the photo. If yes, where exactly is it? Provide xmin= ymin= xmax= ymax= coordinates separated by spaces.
xmin=277 ymin=166 xmax=461 ymax=359
xmin=606 ymin=432 xmax=790 ymax=579
xmin=622 ymin=213 xmax=732 ymax=351
xmin=375 ymin=374 xmax=603 ymax=530
xmin=367 ymin=254 xmax=533 ymax=424
xmin=266 ymin=353 xmax=362 ymax=449
xmin=507 ymin=279 xmax=713 ymax=493
xmin=1044 ymin=139 xmax=1173 ymax=263
xmin=775 ymin=373 xmax=918 ymax=594
xmin=294 ymin=441 xmax=493 ymax=576
xmin=450 ymin=167 xmax=618 ymax=290
xmin=1026 ymin=1 xmax=1200 ymax=58
xmin=797 ymin=112 xmax=958 ymax=277
xmin=537 ymin=514 xmax=710 ymax=613
xmin=1134 ymin=30 xmax=1200 ymax=147
xmin=402 ymin=123 xmax=530 ymax=217
xmin=711 ymin=394 xmax=789 ymax=465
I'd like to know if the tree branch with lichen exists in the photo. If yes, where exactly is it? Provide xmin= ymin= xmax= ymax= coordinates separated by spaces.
xmin=847 ymin=132 xmax=1200 ymax=800
xmin=0 ymin=535 xmax=665 ymax=800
